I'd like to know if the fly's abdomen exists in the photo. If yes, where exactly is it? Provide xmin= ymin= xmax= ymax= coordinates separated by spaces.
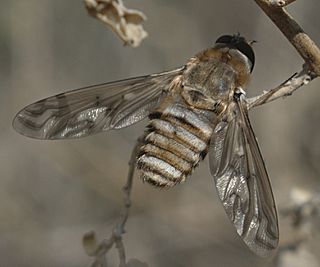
xmin=137 ymin=103 xmax=213 ymax=187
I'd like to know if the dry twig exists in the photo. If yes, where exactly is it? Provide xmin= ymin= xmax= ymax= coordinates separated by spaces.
xmin=271 ymin=0 xmax=297 ymax=8
xmin=247 ymin=65 xmax=316 ymax=109
xmin=83 ymin=138 xmax=143 ymax=267
xmin=247 ymin=0 xmax=320 ymax=109
xmin=254 ymin=0 xmax=320 ymax=75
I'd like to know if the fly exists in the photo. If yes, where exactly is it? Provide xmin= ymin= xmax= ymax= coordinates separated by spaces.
xmin=13 ymin=34 xmax=279 ymax=257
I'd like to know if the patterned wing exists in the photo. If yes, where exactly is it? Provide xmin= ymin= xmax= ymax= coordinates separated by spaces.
xmin=209 ymin=96 xmax=278 ymax=257
xmin=13 ymin=67 xmax=184 ymax=139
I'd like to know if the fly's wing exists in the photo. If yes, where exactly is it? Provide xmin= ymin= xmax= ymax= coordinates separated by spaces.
xmin=209 ymin=96 xmax=278 ymax=257
xmin=13 ymin=67 xmax=184 ymax=139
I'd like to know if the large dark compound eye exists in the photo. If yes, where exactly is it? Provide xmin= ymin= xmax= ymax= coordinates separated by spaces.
xmin=215 ymin=34 xmax=255 ymax=72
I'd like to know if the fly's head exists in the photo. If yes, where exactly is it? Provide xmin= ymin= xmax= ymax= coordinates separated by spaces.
xmin=215 ymin=34 xmax=255 ymax=72
xmin=214 ymin=34 xmax=255 ymax=88
xmin=190 ymin=35 xmax=255 ymax=91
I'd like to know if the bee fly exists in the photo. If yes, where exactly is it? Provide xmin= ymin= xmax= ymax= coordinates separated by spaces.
xmin=13 ymin=34 xmax=279 ymax=257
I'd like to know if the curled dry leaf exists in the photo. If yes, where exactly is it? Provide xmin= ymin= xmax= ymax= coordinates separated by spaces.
xmin=84 ymin=0 xmax=148 ymax=47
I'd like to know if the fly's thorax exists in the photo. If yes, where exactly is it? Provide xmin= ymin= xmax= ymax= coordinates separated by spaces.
xmin=184 ymin=47 xmax=252 ymax=96
xmin=182 ymin=58 xmax=236 ymax=100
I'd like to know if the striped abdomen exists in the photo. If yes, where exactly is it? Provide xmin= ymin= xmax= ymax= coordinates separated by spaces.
xmin=137 ymin=103 xmax=213 ymax=187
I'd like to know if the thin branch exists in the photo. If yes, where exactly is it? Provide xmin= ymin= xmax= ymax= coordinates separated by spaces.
xmin=254 ymin=0 xmax=320 ymax=76
xmin=248 ymin=0 xmax=320 ymax=109
xmin=270 ymin=0 xmax=297 ymax=7
xmin=83 ymin=138 xmax=142 ymax=267
xmin=247 ymin=65 xmax=316 ymax=109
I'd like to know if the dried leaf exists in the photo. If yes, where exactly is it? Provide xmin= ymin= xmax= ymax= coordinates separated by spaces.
xmin=84 ymin=0 xmax=148 ymax=47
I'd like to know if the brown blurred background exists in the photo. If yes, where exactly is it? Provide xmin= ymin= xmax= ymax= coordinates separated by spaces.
xmin=1 ymin=1 xmax=320 ymax=266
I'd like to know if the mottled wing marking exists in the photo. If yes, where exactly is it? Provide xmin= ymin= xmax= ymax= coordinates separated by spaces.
xmin=209 ymin=97 xmax=278 ymax=257
xmin=13 ymin=67 xmax=184 ymax=139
